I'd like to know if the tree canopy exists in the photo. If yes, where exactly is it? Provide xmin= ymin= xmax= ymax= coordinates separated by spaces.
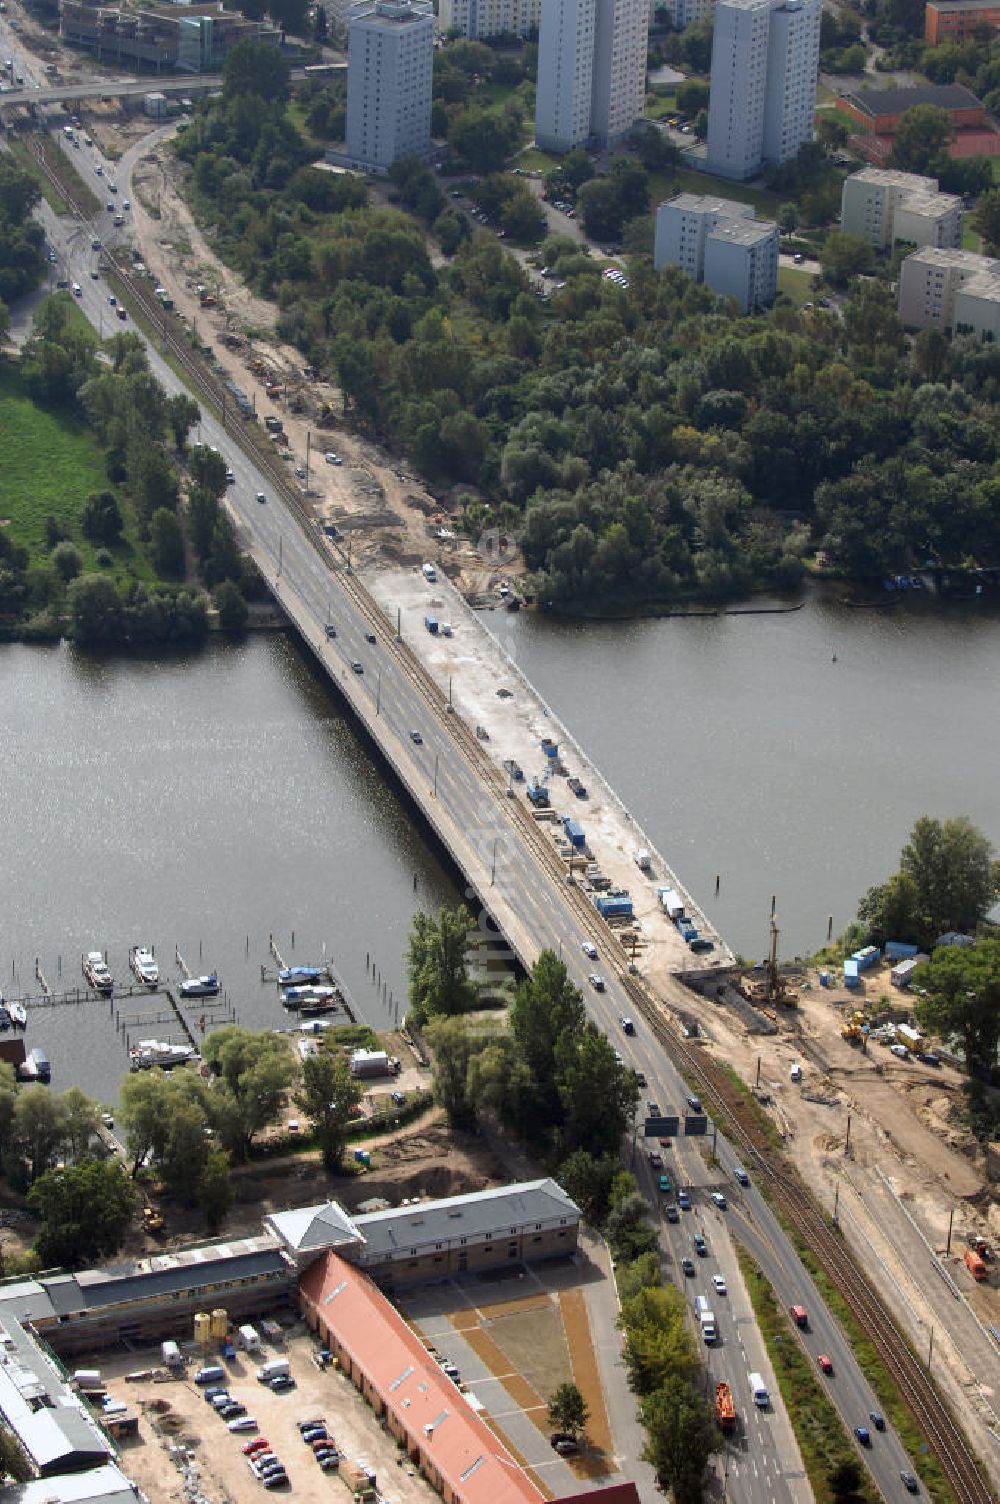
xmin=914 ymin=938 xmax=1000 ymax=1074
xmin=857 ymin=816 xmax=1000 ymax=948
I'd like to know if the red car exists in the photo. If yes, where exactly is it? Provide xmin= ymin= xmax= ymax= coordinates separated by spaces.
xmin=817 ymin=1355 xmax=834 ymax=1375
xmin=243 ymin=1438 xmax=270 ymax=1455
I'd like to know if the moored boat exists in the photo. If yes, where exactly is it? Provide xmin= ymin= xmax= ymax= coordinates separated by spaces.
xmin=129 ymin=946 xmax=159 ymax=987
xmin=277 ymin=965 xmax=326 ymax=986
xmin=178 ymin=973 xmax=220 ymax=998
xmin=129 ymin=1039 xmax=200 ymax=1071
xmin=7 ymin=1002 xmax=26 ymax=1030
xmin=82 ymin=951 xmax=114 ymax=995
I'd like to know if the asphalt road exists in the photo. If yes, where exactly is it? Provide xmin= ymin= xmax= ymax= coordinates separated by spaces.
xmin=26 ymin=93 xmax=931 ymax=1504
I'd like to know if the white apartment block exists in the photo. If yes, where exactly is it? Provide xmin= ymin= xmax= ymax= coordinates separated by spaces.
xmin=899 ymin=247 xmax=1000 ymax=336
xmin=438 ymin=0 xmax=539 ymax=39
xmin=840 ymin=168 xmax=963 ymax=252
xmin=706 ymin=0 xmax=820 ymax=180
xmin=654 ymin=192 xmax=779 ymax=311
xmin=344 ymin=0 xmax=433 ymax=174
xmin=591 ymin=0 xmax=647 ymax=145
xmin=662 ymin=0 xmax=715 ymax=25
xmin=535 ymin=0 xmax=646 ymax=150
xmin=535 ymin=0 xmax=597 ymax=150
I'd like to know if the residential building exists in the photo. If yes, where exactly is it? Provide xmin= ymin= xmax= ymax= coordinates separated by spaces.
xmin=706 ymin=0 xmax=820 ymax=180
xmin=662 ymin=0 xmax=714 ymax=25
xmin=535 ymin=0 xmax=597 ymax=150
xmin=840 ymin=167 xmax=963 ymax=250
xmin=344 ymin=0 xmax=434 ymax=173
xmin=925 ymin=0 xmax=1000 ymax=45
xmin=438 ymin=0 xmax=540 ymax=38
xmin=534 ymin=0 xmax=646 ymax=150
xmin=591 ymin=0 xmax=648 ymax=146
xmin=898 ymin=245 xmax=1000 ymax=335
xmin=654 ymin=192 xmax=779 ymax=310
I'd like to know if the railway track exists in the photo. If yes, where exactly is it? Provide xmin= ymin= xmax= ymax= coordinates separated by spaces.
xmin=40 ymin=136 xmax=993 ymax=1504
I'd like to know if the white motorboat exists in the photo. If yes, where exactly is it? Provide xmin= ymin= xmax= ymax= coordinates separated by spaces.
xmin=82 ymin=951 xmax=114 ymax=995
xmin=130 ymin=946 xmax=159 ymax=987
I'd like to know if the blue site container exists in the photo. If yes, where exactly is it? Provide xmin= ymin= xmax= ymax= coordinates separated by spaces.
xmin=884 ymin=941 xmax=919 ymax=962
xmin=843 ymin=958 xmax=860 ymax=989
xmin=819 ymin=970 xmax=829 ymax=987
xmin=851 ymin=946 xmax=880 ymax=973
xmin=564 ymin=820 xmax=585 ymax=849
xmin=596 ymin=894 xmax=634 ymax=919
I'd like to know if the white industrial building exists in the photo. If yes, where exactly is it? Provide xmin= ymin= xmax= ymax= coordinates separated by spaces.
xmin=343 ymin=0 xmax=433 ymax=174
xmin=534 ymin=0 xmax=646 ymax=151
xmin=899 ymin=246 xmax=1000 ymax=337
xmin=706 ymin=0 xmax=820 ymax=180
xmin=840 ymin=168 xmax=963 ymax=251
xmin=438 ymin=0 xmax=540 ymax=37
xmin=654 ymin=192 xmax=779 ymax=310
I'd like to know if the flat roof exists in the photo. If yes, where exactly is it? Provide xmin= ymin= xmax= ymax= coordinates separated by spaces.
xmin=6 ymin=1463 xmax=136 ymax=1504
xmin=0 ymin=1318 xmax=109 ymax=1475
xmin=708 ymin=219 xmax=777 ymax=246
xmin=352 ymin=1178 xmax=579 ymax=1261
xmin=905 ymin=245 xmax=999 ymax=270
xmin=662 ymin=192 xmax=755 ymax=218
xmin=847 ymin=166 xmax=939 ymax=190
xmin=841 ymin=82 xmax=981 ymax=115
xmin=301 ymin=1254 xmax=545 ymax=1504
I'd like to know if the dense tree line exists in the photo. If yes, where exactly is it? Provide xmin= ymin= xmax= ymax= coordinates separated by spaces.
xmin=5 ymin=299 xmax=251 ymax=640
xmin=175 ymin=40 xmax=1000 ymax=608
xmin=0 ymin=158 xmax=46 ymax=315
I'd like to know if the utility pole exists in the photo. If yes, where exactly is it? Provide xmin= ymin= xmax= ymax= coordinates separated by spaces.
xmin=845 ymin=1114 xmax=851 ymax=1154
xmin=946 ymin=1207 xmax=954 ymax=1254
xmin=306 ymin=429 xmax=311 ymax=490
xmin=927 ymin=1326 xmax=934 ymax=1368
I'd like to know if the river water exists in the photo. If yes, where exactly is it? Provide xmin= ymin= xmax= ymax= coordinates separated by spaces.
xmin=1 ymin=594 xmax=996 ymax=1101
xmin=0 ymin=634 xmax=459 ymax=1104
xmin=489 ymin=593 xmax=1000 ymax=966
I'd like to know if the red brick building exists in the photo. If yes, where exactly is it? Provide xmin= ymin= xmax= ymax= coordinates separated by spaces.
xmin=836 ymin=83 xmax=1000 ymax=160
xmin=925 ymin=0 xmax=1000 ymax=46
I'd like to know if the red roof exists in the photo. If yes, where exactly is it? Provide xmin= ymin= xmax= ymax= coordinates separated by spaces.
xmin=300 ymin=1254 xmax=546 ymax=1504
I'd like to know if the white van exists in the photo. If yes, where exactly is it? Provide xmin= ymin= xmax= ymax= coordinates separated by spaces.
xmin=256 ymin=1358 xmax=290 ymax=1383
xmin=161 ymin=1340 xmax=183 ymax=1369
xmin=790 ymin=1063 xmax=803 ymax=1082
xmin=749 ymin=1372 xmax=769 ymax=1408
xmin=421 ymin=562 xmax=436 ymax=582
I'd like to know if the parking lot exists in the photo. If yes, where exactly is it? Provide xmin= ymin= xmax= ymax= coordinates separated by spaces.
xmin=92 ymin=1325 xmax=436 ymax=1504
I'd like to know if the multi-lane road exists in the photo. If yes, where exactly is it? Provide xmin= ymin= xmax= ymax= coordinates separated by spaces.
xmin=20 ymin=69 xmax=970 ymax=1504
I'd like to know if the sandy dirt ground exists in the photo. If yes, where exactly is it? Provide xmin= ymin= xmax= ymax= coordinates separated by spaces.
xmin=99 ymin=1326 xmax=435 ymax=1504
xmin=111 ymin=133 xmax=518 ymax=602
xmin=367 ymin=563 xmax=733 ymax=987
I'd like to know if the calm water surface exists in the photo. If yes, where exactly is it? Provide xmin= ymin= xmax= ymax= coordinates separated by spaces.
xmin=0 ymin=634 xmax=459 ymax=1103
xmin=489 ymin=593 xmax=1000 ymax=964
xmin=3 ymin=595 xmax=998 ymax=1100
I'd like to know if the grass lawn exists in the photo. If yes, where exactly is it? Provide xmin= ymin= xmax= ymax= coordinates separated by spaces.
xmin=648 ymin=165 xmax=784 ymax=216
xmin=0 ymin=360 xmax=155 ymax=586
xmin=992 ymin=158 xmax=1000 ymax=183
xmin=777 ymin=265 xmax=817 ymax=304
xmin=962 ymin=218 xmax=982 ymax=252
xmin=645 ymin=88 xmax=677 ymax=121
xmin=736 ymin=1247 xmax=880 ymax=1504
xmin=516 ymin=145 xmax=560 ymax=172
